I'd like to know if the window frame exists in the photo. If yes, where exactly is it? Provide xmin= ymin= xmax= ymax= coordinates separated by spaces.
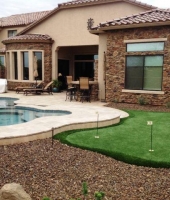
xmin=6 ymin=50 xmax=44 ymax=81
xmin=0 ymin=55 xmax=5 ymax=66
xmin=8 ymin=30 xmax=17 ymax=37
xmin=126 ymin=42 xmax=165 ymax=52
xmin=125 ymin=55 xmax=164 ymax=91
xmin=22 ymin=51 xmax=29 ymax=80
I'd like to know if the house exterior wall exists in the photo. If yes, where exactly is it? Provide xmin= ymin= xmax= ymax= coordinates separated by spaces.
xmin=24 ymin=1 xmax=149 ymax=79
xmin=5 ymin=42 xmax=52 ymax=90
xmin=0 ymin=26 xmax=24 ymax=49
xmin=105 ymin=26 xmax=170 ymax=106
xmin=26 ymin=2 xmax=148 ymax=47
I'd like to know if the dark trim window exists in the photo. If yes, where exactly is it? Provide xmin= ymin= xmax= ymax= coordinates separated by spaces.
xmin=22 ymin=52 xmax=29 ymax=80
xmin=13 ymin=52 xmax=18 ymax=80
xmin=8 ymin=30 xmax=17 ymax=37
xmin=74 ymin=54 xmax=97 ymax=80
xmin=125 ymin=55 xmax=163 ymax=91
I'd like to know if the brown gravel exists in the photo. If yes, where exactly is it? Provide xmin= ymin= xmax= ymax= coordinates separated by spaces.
xmin=106 ymin=102 xmax=170 ymax=112
xmin=0 ymin=104 xmax=170 ymax=200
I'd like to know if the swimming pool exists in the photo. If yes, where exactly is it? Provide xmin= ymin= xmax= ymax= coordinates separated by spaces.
xmin=0 ymin=97 xmax=71 ymax=126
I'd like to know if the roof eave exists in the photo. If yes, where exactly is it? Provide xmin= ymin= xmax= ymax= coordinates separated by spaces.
xmin=17 ymin=8 xmax=60 ymax=36
xmin=2 ymin=39 xmax=54 ymax=45
xmin=89 ymin=30 xmax=105 ymax=35
xmin=58 ymin=0 xmax=157 ymax=10
xmin=94 ymin=21 xmax=170 ymax=32
xmin=123 ymin=0 xmax=157 ymax=10
xmin=1 ymin=24 xmax=28 ymax=29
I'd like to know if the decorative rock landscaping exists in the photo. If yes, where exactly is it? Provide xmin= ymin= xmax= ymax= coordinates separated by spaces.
xmin=0 ymin=138 xmax=169 ymax=200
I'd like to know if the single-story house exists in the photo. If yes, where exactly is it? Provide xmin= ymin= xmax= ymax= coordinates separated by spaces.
xmin=1 ymin=0 xmax=156 ymax=100
xmin=90 ymin=8 xmax=170 ymax=105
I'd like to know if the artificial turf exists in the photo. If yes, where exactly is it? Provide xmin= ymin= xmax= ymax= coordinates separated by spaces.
xmin=53 ymin=110 xmax=170 ymax=168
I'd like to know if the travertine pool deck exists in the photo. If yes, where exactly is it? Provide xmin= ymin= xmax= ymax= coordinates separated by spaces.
xmin=0 ymin=91 xmax=128 ymax=145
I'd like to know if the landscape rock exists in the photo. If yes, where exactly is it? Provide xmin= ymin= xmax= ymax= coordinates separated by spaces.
xmin=0 ymin=183 xmax=32 ymax=200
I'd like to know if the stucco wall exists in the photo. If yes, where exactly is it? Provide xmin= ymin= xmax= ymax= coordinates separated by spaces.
xmin=26 ymin=2 xmax=148 ymax=47
xmin=0 ymin=26 xmax=24 ymax=49
xmin=5 ymin=42 xmax=52 ymax=90
xmin=105 ymin=26 xmax=170 ymax=106
xmin=21 ymin=1 xmax=151 ymax=80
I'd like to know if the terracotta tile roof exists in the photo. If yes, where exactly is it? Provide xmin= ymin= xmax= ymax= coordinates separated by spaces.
xmin=59 ymin=0 xmax=156 ymax=9
xmin=0 ymin=11 xmax=50 ymax=27
xmin=91 ymin=9 xmax=170 ymax=30
xmin=2 ymin=34 xmax=53 ymax=44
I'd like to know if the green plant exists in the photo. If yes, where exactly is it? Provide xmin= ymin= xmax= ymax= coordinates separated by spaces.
xmin=52 ymin=79 xmax=62 ymax=88
xmin=166 ymin=101 xmax=170 ymax=108
xmin=112 ymin=98 xmax=118 ymax=103
xmin=138 ymin=96 xmax=146 ymax=105
xmin=94 ymin=191 xmax=105 ymax=200
xmin=42 ymin=197 xmax=51 ymax=200
xmin=69 ymin=182 xmax=105 ymax=200
xmin=82 ymin=182 xmax=88 ymax=197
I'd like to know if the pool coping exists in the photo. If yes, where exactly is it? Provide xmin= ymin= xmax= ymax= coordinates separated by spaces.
xmin=0 ymin=92 xmax=129 ymax=146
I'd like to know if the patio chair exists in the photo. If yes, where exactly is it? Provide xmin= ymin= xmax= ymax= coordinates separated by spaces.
xmin=79 ymin=77 xmax=91 ymax=103
xmin=65 ymin=76 xmax=77 ymax=101
xmin=23 ymin=81 xmax=53 ymax=95
xmin=15 ymin=81 xmax=44 ymax=93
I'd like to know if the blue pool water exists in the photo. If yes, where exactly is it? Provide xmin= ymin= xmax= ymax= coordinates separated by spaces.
xmin=0 ymin=97 xmax=71 ymax=126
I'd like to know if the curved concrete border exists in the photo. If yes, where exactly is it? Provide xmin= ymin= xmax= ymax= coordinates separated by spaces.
xmin=0 ymin=92 xmax=129 ymax=145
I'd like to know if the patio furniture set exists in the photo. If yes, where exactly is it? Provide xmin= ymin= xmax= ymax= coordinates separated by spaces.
xmin=14 ymin=76 xmax=98 ymax=102
xmin=65 ymin=76 xmax=92 ymax=102
xmin=15 ymin=81 xmax=53 ymax=95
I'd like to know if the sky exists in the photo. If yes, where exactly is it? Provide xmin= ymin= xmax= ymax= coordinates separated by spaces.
xmin=0 ymin=0 xmax=170 ymax=18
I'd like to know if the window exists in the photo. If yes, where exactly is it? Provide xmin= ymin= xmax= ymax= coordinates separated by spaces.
xmin=13 ymin=52 xmax=18 ymax=80
xmin=127 ymin=42 xmax=164 ymax=52
xmin=6 ymin=50 xmax=44 ymax=81
xmin=22 ymin=52 xmax=29 ymax=80
xmin=125 ymin=55 xmax=163 ymax=91
xmin=34 ymin=52 xmax=42 ymax=80
xmin=0 ymin=56 xmax=5 ymax=66
xmin=8 ymin=30 xmax=17 ymax=37
xmin=74 ymin=54 xmax=97 ymax=80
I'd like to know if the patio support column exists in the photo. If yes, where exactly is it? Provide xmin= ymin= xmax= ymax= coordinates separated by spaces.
xmin=52 ymin=47 xmax=59 ymax=80
xmin=98 ymin=34 xmax=107 ymax=101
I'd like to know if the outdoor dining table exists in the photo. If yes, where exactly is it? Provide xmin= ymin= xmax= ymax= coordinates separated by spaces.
xmin=71 ymin=80 xmax=98 ymax=85
xmin=71 ymin=80 xmax=98 ymax=101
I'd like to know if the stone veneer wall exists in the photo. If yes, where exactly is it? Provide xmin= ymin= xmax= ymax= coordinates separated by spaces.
xmin=91 ymin=59 xmax=98 ymax=101
xmin=6 ymin=42 xmax=52 ymax=90
xmin=105 ymin=26 xmax=170 ymax=106
xmin=94 ymin=59 xmax=98 ymax=81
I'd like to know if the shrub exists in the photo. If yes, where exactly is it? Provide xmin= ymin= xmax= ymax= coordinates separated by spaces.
xmin=42 ymin=197 xmax=51 ymax=200
xmin=166 ymin=101 xmax=170 ymax=108
xmin=138 ymin=96 xmax=146 ymax=105
xmin=94 ymin=191 xmax=105 ymax=200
